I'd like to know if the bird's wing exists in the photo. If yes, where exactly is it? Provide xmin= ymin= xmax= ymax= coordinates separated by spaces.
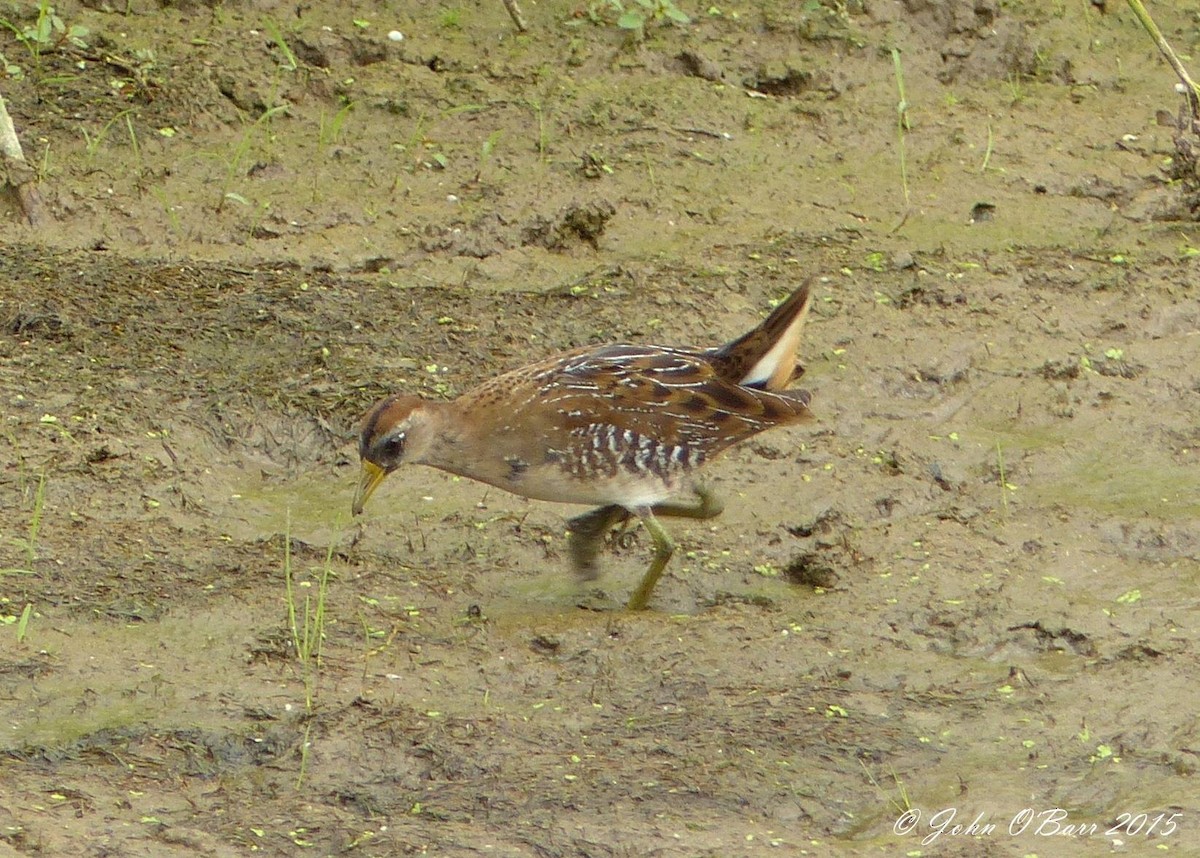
xmin=537 ymin=344 xmax=811 ymax=453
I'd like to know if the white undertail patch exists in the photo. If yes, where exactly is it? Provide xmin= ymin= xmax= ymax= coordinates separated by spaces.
xmin=737 ymin=293 xmax=811 ymax=389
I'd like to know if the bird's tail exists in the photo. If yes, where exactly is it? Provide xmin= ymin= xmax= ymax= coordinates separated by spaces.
xmin=709 ymin=282 xmax=812 ymax=391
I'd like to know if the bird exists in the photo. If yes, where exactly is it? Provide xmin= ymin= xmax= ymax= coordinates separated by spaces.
xmin=352 ymin=283 xmax=815 ymax=610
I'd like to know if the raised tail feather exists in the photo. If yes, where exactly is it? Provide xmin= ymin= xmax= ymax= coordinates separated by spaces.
xmin=708 ymin=282 xmax=812 ymax=391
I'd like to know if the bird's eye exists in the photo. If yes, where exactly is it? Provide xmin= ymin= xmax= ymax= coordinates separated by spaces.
xmin=383 ymin=433 xmax=405 ymax=459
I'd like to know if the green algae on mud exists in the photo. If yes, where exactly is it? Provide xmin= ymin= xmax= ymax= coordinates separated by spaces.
xmin=2 ymin=602 xmax=279 ymax=751
xmin=1029 ymin=451 xmax=1200 ymax=519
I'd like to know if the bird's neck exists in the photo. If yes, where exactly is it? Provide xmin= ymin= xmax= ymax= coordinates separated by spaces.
xmin=408 ymin=399 xmax=467 ymax=469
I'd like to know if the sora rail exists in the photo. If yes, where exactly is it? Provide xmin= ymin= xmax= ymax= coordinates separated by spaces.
xmin=353 ymin=283 xmax=814 ymax=610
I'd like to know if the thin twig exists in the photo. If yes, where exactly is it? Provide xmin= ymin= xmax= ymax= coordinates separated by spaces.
xmin=501 ymin=0 xmax=528 ymax=32
xmin=980 ymin=124 xmax=994 ymax=173
xmin=1124 ymin=0 xmax=1200 ymax=122
xmin=890 ymin=48 xmax=911 ymax=209
xmin=0 ymin=93 xmax=45 ymax=226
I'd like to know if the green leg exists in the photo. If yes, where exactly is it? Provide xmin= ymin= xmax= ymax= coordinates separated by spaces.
xmin=626 ymin=509 xmax=675 ymax=611
xmin=568 ymin=486 xmax=725 ymax=609
xmin=652 ymin=484 xmax=724 ymax=521
xmin=567 ymin=504 xmax=629 ymax=580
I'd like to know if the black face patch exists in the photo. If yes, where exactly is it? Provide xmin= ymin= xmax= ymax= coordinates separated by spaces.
xmin=360 ymin=396 xmax=400 ymax=458
xmin=381 ymin=432 xmax=406 ymax=463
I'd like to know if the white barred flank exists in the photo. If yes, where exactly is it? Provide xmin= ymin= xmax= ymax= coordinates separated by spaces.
xmin=559 ymin=423 xmax=700 ymax=482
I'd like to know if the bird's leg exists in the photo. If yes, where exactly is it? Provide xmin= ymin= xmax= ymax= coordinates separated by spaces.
xmin=567 ymin=504 xmax=629 ymax=581
xmin=624 ymin=486 xmax=722 ymax=609
xmin=651 ymin=483 xmax=724 ymax=521
xmin=570 ymin=486 xmax=723 ymax=608
xmin=626 ymin=508 xmax=675 ymax=611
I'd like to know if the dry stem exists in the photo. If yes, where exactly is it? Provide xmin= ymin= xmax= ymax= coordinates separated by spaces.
xmin=0 ymin=93 xmax=45 ymax=226
xmin=501 ymin=0 xmax=528 ymax=32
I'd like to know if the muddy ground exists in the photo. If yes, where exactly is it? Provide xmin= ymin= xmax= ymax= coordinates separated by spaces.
xmin=1 ymin=0 xmax=1199 ymax=855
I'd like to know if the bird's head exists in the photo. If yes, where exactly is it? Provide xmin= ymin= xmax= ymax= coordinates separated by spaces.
xmin=352 ymin=395 xmax=433 ymax=515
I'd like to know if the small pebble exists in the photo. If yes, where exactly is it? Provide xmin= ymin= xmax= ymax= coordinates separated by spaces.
xmin=388 ymin=30 xmax=404 ymax=42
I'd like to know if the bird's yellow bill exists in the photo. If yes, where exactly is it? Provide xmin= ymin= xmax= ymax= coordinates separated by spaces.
xmin=352 ymin=460 xmax=388 ymax=515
